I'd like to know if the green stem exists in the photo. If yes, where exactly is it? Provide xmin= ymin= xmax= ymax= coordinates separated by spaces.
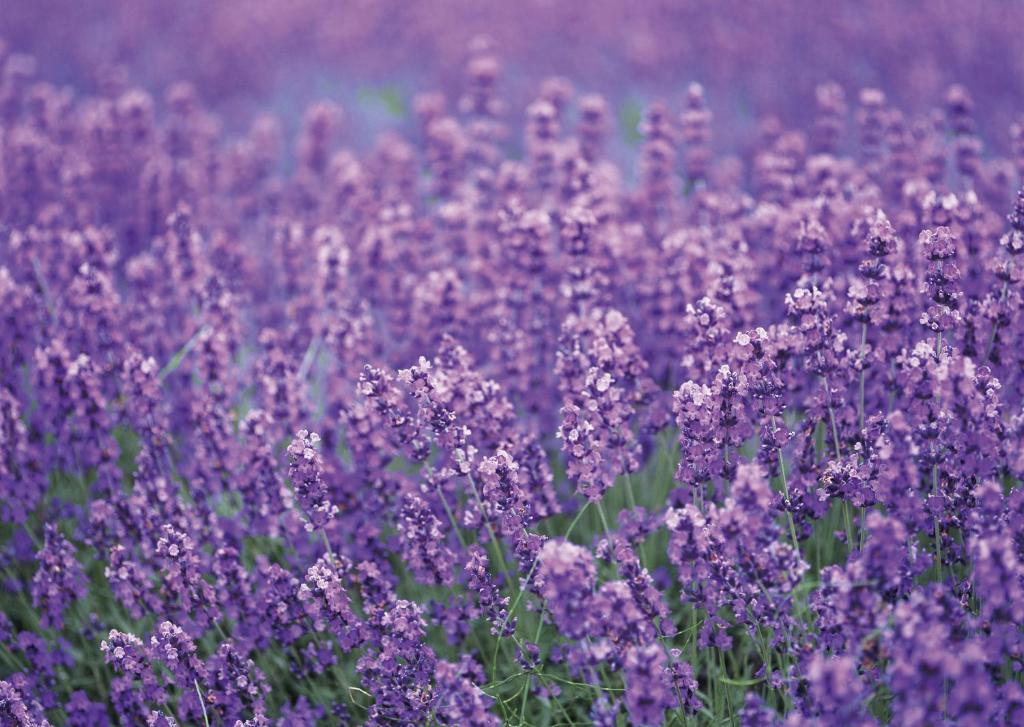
xmin=770 ymin=415 xmax=801 ymax=553
xmin=319 ymin=529 xmax=337 ymax=567
xmin=158 ymin=324 xmax=211 ymax=383
xmin=858 ymin=322 xmax=868 ymax=433
xmin=624 ymin=473 xmax=649 ymax=568
xmin=933 ymin=465 xmax=943 ymax=582
xmin=843 ymin=503 xmax=855 ymax=554
xmin=489 ymin=501 xmax=591 ymax=685
xmin=437 ymin=488 xmax=468 ymax=549
xmin=822 ymin=375 xmax=842 ymax=460
xmin=195 ymin=679 xmax=211 ymax=727
xmin=595 ymin=498 xmax=613 ymax=538
xmin=821 ymin=374 xmax=855 ymax=548
xmin=466 ymin=472 xmax=512 ymax=583
xmin=933 ymin=331 xmax=944 ymax=582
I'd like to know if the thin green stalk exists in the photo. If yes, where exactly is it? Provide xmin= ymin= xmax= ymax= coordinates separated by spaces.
xmin=195 ymin=679 xmax=211 ymax=727
xmin=858 ymin=322 xmax=868 ymax=433
xmin=770 ymin=415 xmax=801 ymax=553
xmin=518 ymin=613 xmax=556 ymax=724
xmin=297 ymin=334 xmax=322 ymax=381
xmin=437 ymin=489 xmax=468 ymax=549
xmin=843 ymin=504 xmax=855 ymax=554
xmin=0 ymin=642 xmax=30 ymax=672
xmin=624 ymin=472 xmax=639 ymax=511
xmin=933 ymin=331 xmax=944 ymax=582
xmin=623 ymin=472 xmax=648 ymax=566
xmin=158 ymin=324 xmax=211 ymax=383
xmin=436 ymin=484 xmax=515 ymax=698
xmin=595 ymin=498 xmax=613 ymax=538
xmin=562 ymin=499 xmax=592 ymax=542
xmin=466 ymin=472 xmax=512 ymax=583
xmin=540 ymin=672 xmax=624 ymax=692
xmin=594 ymin=497 xmax=688 ymax=720
xmin=822 ymin=375 xmax=842 ymax=460
xmin=318 ymin=528 xmax=341 ymax=573
xmin=718 ymin=648 xmax=736 ymax=723
xmin=822 ymin=374 xmax=855 ymax=548
xmin=933 ymin=465 xmax=943 ymax=582
xmin=497 ymin=500 xmax=590 ymax=643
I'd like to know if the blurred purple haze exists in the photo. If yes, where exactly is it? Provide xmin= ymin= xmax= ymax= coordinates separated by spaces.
xmin=3 ymin=0 xmax=1022 ymax=150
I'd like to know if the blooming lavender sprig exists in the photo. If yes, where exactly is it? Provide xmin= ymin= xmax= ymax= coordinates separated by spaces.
xmin=0 ymin=678 xmax=52 ymax=727
xmin=622 ymin=643 xmax=700 ymax=725
xmin=149 ymin=621 xmax=208 ymax=720
xmin=432 ymin=656 xmax=501 ymax=727
xmin=465 ymin=545 xmax=515 ymax=638
xmin=101 ymin=630 xmax=162 ymax=722
xmin=357 ymin=599 xmax=437 ymax=724
xmin=154 ymin=524 xmax=219 ymax=630
xmin=534 ymin=538 xmax=595 ymax=639
xmin=397 ymin=492 xmax=456 ymax=586
xmin=286 ymin=429 xmax=337 ymax=532
xmin=919 ymin=226 xmax=963 ymax=338
xmin=297 ymin=555 xmax=362 ymax=650
xmin=0 ymin=386 xmax=44 ymax=524
xmin=30 ymin=524 xmax=86 ymax=630
xmin=556 ymin=307 xmax=657 ymax=501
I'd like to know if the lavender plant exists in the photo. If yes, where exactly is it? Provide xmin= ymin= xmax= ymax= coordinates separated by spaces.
xmin=2 ymin=4 xmax=1024 ymax=725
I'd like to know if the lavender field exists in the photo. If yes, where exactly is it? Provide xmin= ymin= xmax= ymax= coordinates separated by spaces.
xmin=3 ymin=2 xmax=1024 ymax=725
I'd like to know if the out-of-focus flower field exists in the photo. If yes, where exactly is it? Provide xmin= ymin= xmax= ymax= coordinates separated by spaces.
xmin=2 ymin=1 xmax=1024 ymax=725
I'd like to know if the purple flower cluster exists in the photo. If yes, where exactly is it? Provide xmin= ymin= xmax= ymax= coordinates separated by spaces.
xmin=2 ymin=6 xmax=1024 ymax=725
xmin=286 ymin=429 xmax=337 ymax=533
xmin=556 ymin=307 xmax=660 ymax=500
xmin=534 ymin=539 xmax=596 ymax=640
xmin=30 ymin=525 xmax=87 ymax=631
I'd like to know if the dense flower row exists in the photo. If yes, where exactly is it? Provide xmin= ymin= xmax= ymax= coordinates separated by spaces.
xmin=1 ymin=22 xmax=1024 ymax=727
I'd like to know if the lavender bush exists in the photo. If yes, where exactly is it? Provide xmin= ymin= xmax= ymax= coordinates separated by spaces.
xmin=2 ymin=2 xmax=1024 ymax=725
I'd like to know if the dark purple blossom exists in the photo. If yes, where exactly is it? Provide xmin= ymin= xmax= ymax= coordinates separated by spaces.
xmin=30 ymin=524 xmax=86 ymax=630
xmin=534 ymin=538 xmax=596 ymax=639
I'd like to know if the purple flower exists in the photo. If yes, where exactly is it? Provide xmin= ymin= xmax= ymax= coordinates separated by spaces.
xmin=589 ymin=580 xmax=656 ymax=648
xmin=465 ymin=545 xmax=514 ymax=638
xmin=534 ymin=538 xmax=595 ymax=639
xmin=206 ymin=641 xmax=270 ymax=724
xmin=623 ymin=644 xmax=675 ymax=726
xmin=102 ymin=630 xmax=162 ymax=722
xmin=803 ymin=653 xmax=872 ymax=721
xmin=30 ymin=524 xmax=86 ymax=630
xmin=154 ymin=524 xmax=219 ymax=629
xmin=357 ymin=599 xmax=437 ymax=725
xmin=286 ymin=429 xmax=336 ymax=531
xmin=398 ymin=492 xmax=456 ymax=586
xmin=919 ymin=226 xmax=963 ymax=334
xmin=297 ymin=555 xmax=362 ymax=650
xmin=432 ymin=656 xmax=500 ymax=727
xmin=0 ymin=386 xmax=44 ymax=524
xmin=556 ymin=307 xmax=657 ymax=501
xmin=64 ymin=690 xmax=110 ymax=727
xmin=0 ymin=678 xmax=52 ymax=727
